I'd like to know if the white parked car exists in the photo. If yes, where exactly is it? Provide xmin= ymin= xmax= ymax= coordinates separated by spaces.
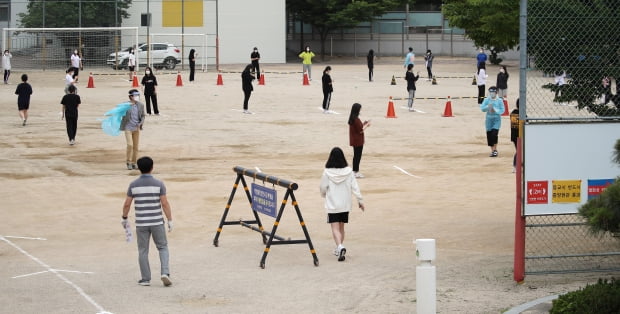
xmin=107 ymin=43 xmax=181 ymax=70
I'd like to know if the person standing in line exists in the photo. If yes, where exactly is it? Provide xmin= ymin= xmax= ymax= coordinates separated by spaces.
xmin=510 ymin=98 xmax=520 ymax=172
xmin=250 ymin=47 xmax=260 ymax=77
xmin=241 ymin=64 xmax=255 ymax=114
xmin=322 ymin=66 xmax=333 ymax=113
xmin=405 ymin=64 xmax=420 ymax=112
xmin=298 ymin=46 xmax=315 ymax=80
xmin=366 ymin=49 xmax=375 ymax=82
xmin=188 ymin=49 xmax=196 ymax=82
xmin=127 ymin=49 xmax=136 ymax=82
xmin=601 ymin=76 xmax=611 ymax=105
xmin=496 ymin=65 xmax=509 ymax=99
xmin=60 ymin=84 xmax=81 ymax=145
xmin=348 ymin=103 xmax=371 ymax=178
xmin=64 ymin=68 xmax=76 ymax=94
xmin=477 ymin=63 xmax=488 ymax=104
xmin=424 ymin=49 xmax=434 ymax=81
xmin=3 ymin=49 xmax=12 ymax=84
xmin=122 ymin=156 xmax=173 ymax=287
xmin=70 ymin=49 xmax=82 ymax=83
xmin=120 ymin=89 xmax=146 ymax=170
xmin=476 ymin=48 xmax=487 ymax=70
xmin=403 ymin=47 xmax=415 ymax=69
xmin=480 ymin=86 xmax=505 ymax=157
xmin=141 ymin=67 xmax=159 ymax=115
xmin=15 ymin=74 xmax=32 ymax=126
xmin=319 ymin=147 xmax=365 ymax=262
xmin=553 ymin=70 xmax=566 ymax=104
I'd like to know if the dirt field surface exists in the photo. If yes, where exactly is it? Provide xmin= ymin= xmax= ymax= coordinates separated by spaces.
xmin=1 ymin=57 xmax=615 ymax=314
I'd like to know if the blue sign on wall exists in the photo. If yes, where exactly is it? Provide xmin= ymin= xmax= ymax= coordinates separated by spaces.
xmin=251 ymin=183 xmax=278 ymax=218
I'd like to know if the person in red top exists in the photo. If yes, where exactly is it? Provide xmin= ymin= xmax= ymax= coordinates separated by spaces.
xmin=348 ymin=103 xmax=371 ymax=178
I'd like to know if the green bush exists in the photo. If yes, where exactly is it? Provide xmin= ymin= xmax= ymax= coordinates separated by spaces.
xmin=550 ymin=278 xmax=620 ymax=313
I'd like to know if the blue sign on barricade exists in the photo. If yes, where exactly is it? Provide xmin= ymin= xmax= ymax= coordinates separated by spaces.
xmin=251 ymin=183 xmax=277 ymax=218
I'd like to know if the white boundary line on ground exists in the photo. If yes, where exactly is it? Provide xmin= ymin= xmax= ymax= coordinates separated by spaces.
xmin=0 ymin=235 xmax=110 ymax=314
xmin=4 ymin=235 xmax=47 ymax=240
xmin=393 ymin=165 xmax=422 ymax=178
xmin=504 ymin=294 xmax=559 ymax=314
xmin=255 ymin=167 xmax=262 ymax=173
xmin=13 ymin=269 xmax=94 ymax=279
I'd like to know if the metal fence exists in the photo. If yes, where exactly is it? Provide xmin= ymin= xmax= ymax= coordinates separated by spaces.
xmin=521 ymin=0 xmax=620 ymax=275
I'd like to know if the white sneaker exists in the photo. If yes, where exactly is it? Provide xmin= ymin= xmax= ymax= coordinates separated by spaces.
xmin=161 ymin=274 xmax=172 ymax=286
xmin=333 ymin=247 xmax=339 ymax=256
xmin=337 ymin=245 xmax=346 ymax=261
xmin=354 ymin=172 xmax=364 ymax=178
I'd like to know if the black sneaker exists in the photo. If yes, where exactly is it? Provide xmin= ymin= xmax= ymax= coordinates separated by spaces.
xmin=338 ymin=246 xmax=346 ymax=262
xmin=131 ymin=164 xmax=138 ymax=170
xmin=138 ymin=279 xmax=150 ymax=286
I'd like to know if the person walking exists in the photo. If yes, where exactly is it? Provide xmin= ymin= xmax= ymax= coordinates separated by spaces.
xmin=405 ymin=64 xmax=420 ymax=112
xmin=476 ymin=48 xmax=487 ymax=70
xmin=120 ymin=89 xmax=146 ymax=170
xmin=14 ymin=74 xmax=32 ymax=126
xmin=366 ymin=49 xmax=375 ymax=82
xmin=141 ymin=67 xmax=159 ymax=115
xmin=510 ymin=98 xmax=520 ymax=172
xmin=241 ymin=64 xmax=255 ymax=114
xmin=298 ymin=46 xmax=315 ymax=80
xmin=61 ymin=85 xmax=81 ymax=145
xmin=403 ymin=47 xmax=415 ymax=69
xmin=319 ymin=147 xmax=365 ymax=262
xmin=64 ymin=67 xmax=76 ymax=94
xmin=3 ymin=49 xmax=12 ymax=84
xmin=480 ymin=86 xmax=505 ymax=157
xmin=496 ymin=66 xmax=509 ymax=98
xmin=250 ymin=47 xmax=260 ymax=77
xmin=322 ymin=66 xmax=333 ymax=113
xmin=188 ymin=49 xmax=196 ymax=82
xmin=348 ymin=103 xmax=371 ymax=178
xmin=477 ymin=63 xmax=488 ymax=104
xmin=127 ymin=49 xmax=136 ymax=82
xmin=424 ymin=49 xmax=434 ymax=81
xmin=70 ymin=49 xmax=82 ymax=83
xmin=122 ymin=156 xmax=173 ymax=287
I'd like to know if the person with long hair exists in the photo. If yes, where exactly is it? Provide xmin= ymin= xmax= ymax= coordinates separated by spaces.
xmin=496 ymin=65 xmax=509 ymax=98
xmin=348 ymin=103 xmax=371 ymax=178
xmin=188 ymin=49 xmax=196 ymax=82
xmin=322 ymin=66 xmax=333 ymax=113
xmin=319 ymin=147 xmax=365 ymax=262
xmin=366 ymin=49 xmax=375 ymax=82
xmin=141 ymin=67 xmax=159 ymax=115
xmin=477 ymin=62 xmax=488 ymax=104
xmin=241 ymin=64 xmax=255 ymax=114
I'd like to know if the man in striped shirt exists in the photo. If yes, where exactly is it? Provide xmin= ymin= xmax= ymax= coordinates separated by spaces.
xmin=122 ymin=156 xmax=174 ymax=287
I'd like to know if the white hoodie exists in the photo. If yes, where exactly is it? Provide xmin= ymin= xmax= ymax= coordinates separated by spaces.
xmin=319 ymin=167 xmax=363 ymax=214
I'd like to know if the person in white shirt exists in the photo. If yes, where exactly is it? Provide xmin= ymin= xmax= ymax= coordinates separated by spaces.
xmin=554 ymin=70 xmax=566 ymax=103
xmin=70 ymin=50 xmax=82 ymax=83
xmin=64 ymin=68 xmax=76 ymax=94
xmin=128 ymin=49 xmax=136 ymax=81
xmin=477 ymin=62 xmax=488 ymax=104
xmin=3 ymin=49 xmax=12 ymax=84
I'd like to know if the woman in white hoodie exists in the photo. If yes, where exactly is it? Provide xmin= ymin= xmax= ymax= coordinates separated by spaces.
xmin=320 ymin=147 xmax=365 ymax=262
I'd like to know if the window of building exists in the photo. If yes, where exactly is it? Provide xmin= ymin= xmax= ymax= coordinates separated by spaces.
xmin=0 ymin=2 xmax=9 ymax=22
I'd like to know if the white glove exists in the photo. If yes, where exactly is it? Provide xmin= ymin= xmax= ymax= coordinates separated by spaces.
xmin=167 ymin=220 xmax=173 ymax=232
xmin=121 ymin=218 xmax=129 ymax=229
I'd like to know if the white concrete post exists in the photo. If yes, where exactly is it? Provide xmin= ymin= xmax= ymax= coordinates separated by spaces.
xmin=415 ymin=238 xmax=436 ymax=314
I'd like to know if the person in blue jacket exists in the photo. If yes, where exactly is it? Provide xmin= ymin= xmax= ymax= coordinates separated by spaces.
xmin=480 ymin=86 xmax=505 ymax=157
xmin=476 ymin=48 xmax=487 ymax=70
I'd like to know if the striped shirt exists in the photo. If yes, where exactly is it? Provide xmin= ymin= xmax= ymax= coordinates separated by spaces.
xmin=127 ymin=174 xmax=167 ymax=227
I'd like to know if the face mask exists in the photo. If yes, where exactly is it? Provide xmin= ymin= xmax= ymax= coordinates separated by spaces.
xmin=254 ymin=49 xmax=257 ymax=52
xmin=145 ymin=71 xmax=150 ymax=75
xmin=74 ymin=50 xmax=78 ymax=54
xmin=500 ymin=69 xmax=504 ymax=73
xmin=306 ymin=48 xmax=310 ymax=52
xmin=133 ymin=96 xmax=140 ymax=102
xmin=489 ymin=92 xmax=497 ymax=98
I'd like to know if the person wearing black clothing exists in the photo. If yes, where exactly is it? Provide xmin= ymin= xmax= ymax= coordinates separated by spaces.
xmin=141 ymin=67 xmax=159 ymax=115
xmin=366 ymin=49 xmax=375 ymax=82
xmin=250 ymin=47 xmax=260 ymax=77
xmin=322 ymin=66 xmax=333 ymax=113
xmin=61 ymin=84 xmax=81 ymax=145
xmin=15 ymin=74 xmax=32 ymax=126
xmin=188 ymin=49 xmax=196 ymax=82
xmin=241 ymin=64 xmax=255 ymax=114
xmin=510 ymin=98 xmax=520 ymax=172
xmin=424 ymin=50 xmax=434 ymax=81
xmin=496 ymin=66 xmax=509 ymax=98
xmin=405 ymin=64 xmax=420 ymax=112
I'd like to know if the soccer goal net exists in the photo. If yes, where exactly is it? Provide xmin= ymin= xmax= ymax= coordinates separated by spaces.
xmin=1 ymin=27 xmax=138 ymax=71
xmin=150 ymin=33 xmax=208 ymax=72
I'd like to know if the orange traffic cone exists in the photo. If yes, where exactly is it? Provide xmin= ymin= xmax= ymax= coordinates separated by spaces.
xmin=258 ymin=71 xmax=265 ymax=85
xmin=302 ymin=71 xmax=310 ymax=85
xmin=132 ymin=72 xmax=139 ymax=87
xmin=87 ymin=72 xmax=95 ymax=88
xmin=502 ymin=98 xmax=510 ymax=116
xmin=386 ymin=96 xmax=397 ymax=118
xmin=442 ymin=96 xmax=454 ymax=117
xmin=217 ymin=72 xmax=224 ymax=85
xmin=176 ymin=71 xmax=183 ymax=86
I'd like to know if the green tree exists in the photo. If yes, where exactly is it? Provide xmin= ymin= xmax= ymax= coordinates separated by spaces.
xmin=287 ymin=0 xmax=412 ymax=59
xmin=18 ymin=0 xmax=132 ymax=28
xmin=442 ymin=0 xmax=520 ymax=64
xmin=528 ymin=0 xmax=620 ymax=116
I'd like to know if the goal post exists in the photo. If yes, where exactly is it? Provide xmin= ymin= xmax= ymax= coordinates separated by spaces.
xmin=2 ymin=27 xmax=138 ymax=71
xmin=150 ymin=33 xmax=208 ymax=72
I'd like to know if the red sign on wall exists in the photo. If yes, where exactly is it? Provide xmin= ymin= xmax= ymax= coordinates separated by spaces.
xmin=527 ymin=181 xmax=548 ymax=204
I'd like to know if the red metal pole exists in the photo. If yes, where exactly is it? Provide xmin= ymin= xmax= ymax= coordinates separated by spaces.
xmin=513 ymin=137 xmax=525 ymax=283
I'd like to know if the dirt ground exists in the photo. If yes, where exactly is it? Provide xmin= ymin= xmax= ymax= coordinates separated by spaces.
xmin=0 ymin=57 xmax=615 ymax=314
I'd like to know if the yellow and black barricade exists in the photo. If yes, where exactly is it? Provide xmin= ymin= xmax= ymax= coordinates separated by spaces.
xmin=213 ymin=166 xmax=319 ymax=268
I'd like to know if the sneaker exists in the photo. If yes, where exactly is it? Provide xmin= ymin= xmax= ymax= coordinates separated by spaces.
xmin=354 ymin=172 xmax=364 ymax=178
xmin=491 ymin=150 xmax=498 ymax=157
xmin=22 ymin=119 xmax=26 ymax=126
xmin=243 ymin=110 xmax=251 ymax=114
xmin=138 ymin=280 xmax=150 ymax=286
xmin=126 ymin=163 xmax=132 ymax=170
xmin=512 ymin=166 xmax=516 ymax=173
xmin=338 ymin=245 xmax=346 ymax=262
xmin=131 ymin=164 xmax=137 ymax=170
xmin=69 ymin=139 xmax=75 ymax=146
xmin=333 ymin=247 xmax=339 ymax=256
xmin=409 ymin=108 xmax=415 ymax=112
xmin=161 ymin=274 xmax=172 ymax=287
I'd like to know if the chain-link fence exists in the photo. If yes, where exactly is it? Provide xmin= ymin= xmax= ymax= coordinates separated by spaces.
xmin=522 ymin=0 xmax=620 ymax=275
